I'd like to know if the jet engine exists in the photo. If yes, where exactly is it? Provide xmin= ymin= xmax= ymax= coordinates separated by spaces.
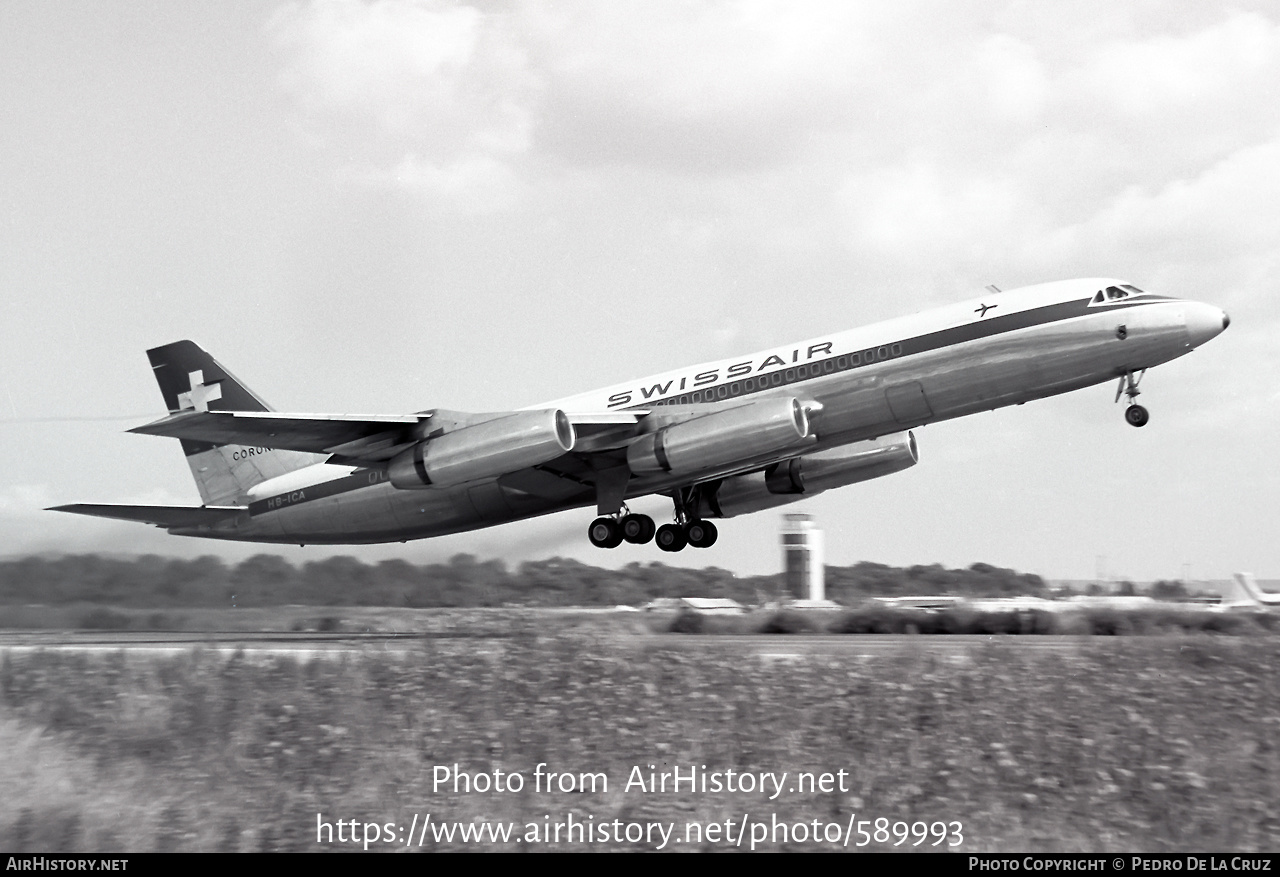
xmin=695 ymin=431 xmax=918 ymax=518
xmin=626 ymin=397 xmax=810 ymax=476
xmin=388 ymin=409 xmax=574 ymax=489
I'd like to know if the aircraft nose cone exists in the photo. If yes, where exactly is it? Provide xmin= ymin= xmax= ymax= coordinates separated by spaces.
xmin=1185 ymin=302 xmax=1228 ymax=348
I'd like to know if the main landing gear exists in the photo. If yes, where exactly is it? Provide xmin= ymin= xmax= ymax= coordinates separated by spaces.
xmin=654 ymin=519 xmax=718 ymax=552
xmin=588 ymin=514 xmax=718 ymax=551
xmin=587 ymin=492 xmax=719 ymax=552
xmin=1115 ymin=368 xmax=1149 ymax=428
xmin=588 ymin=511 xmax=655 ymax=548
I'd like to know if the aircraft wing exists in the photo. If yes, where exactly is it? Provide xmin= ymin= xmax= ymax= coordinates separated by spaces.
xmin=129 ymin=409 xmax=649 ymax=464
xmin=48 ymin=503 xmax=247 ymax=529
xmin=129 ymin=411 xmax=429 ymax=461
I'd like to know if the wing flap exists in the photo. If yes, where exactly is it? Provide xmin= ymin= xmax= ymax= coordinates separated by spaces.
xmin=566 ymin=412 xmax=646 ymax=429
xmin=49 ymin=504 xmax=248 ymax=529
xmin=564 ymin=411 xmax=646 ymax=451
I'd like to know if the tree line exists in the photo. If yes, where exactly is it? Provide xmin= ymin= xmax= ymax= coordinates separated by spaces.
xmin=0 ymin=554 xmax=1052 ymax=608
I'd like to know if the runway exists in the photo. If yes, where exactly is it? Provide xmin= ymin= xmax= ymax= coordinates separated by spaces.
xmin=0 ymin=629 xmax=1114 ymax=661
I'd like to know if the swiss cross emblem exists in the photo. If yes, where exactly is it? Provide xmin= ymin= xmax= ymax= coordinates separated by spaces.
xmin=177 ymin=370 xmax=222 ymax=412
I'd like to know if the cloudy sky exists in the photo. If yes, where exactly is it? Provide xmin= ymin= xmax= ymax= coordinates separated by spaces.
xmin=2 ymin=1 xmax=1276 ymax=583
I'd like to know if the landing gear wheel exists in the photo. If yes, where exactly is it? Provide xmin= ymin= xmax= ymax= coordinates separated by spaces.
xmin=1125 ymin=404 xmax=1149 ymax=427
xmin=1115 ymin=369 xmax=1149 ymax=426
xmin=588 ymin=517 xmax=624 ymax=548
xmin=685 ymin=520 xmax=718 ymax=548
xmin=655 ymin=523 xmax=688 ymax=552
xmin=621 ymin=514 xmax=656 ymax=545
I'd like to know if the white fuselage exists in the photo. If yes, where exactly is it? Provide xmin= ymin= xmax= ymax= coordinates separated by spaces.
xmin=189 ymin=278 xmax=1226 ymax=544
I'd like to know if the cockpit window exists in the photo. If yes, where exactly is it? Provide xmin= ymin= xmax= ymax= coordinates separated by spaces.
xmin=1092 ymin=285 xmax=1142 ymax=305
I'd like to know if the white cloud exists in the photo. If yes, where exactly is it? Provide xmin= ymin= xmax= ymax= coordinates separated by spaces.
xmin=1039 ymin=135 xmax=1280 ymax=267
xmin=522 ymin=0 xmax=892 ymax=172
xmin=974 ymin=34 xmax=1049 ymax=124
xmin=348 ymin=153 xmax=524 ymax=212
xmin=0 ymin=484 xmax=54 ymax=512
xmin=840 ymin=163 xmax=1029 ymax=264
xmin=271 ymin=0 xmax=537 ymax=146
xmin=271 ymin=1 xmax=902 ymax=177
xmin=531 ymin=0 xmax=876 ymax=117
xmin=1076 ymin=11 xmax=1280 ymax=115
xmin=270 ymin=0 xmax=539 ymax=202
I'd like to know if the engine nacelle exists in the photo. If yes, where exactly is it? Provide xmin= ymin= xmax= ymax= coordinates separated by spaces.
xmin=696 ymin=431 xmax=918 ymax=517
xmin=626 ymin=397 xmax=810 ymax=476
xmin=388 ymin=409 xmax=574 ymax=489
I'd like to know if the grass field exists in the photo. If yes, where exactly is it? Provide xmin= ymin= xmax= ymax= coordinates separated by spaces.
xmin=1 ymin=630 xmax=1277 ymax=852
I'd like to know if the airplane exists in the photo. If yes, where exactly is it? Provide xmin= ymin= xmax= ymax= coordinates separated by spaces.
xmin=1218 ymin=573 xmax=1280 ymax=609
xmin=51 ymin=278 xmax=1229 ymax=552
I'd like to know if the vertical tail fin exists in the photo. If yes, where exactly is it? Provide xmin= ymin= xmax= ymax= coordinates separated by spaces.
xmin=1236 ymin=572 xmax=1279 ymax=606
xmin=1219 ymin=572 xmax=1280 ymax=608
xmin=146 ymin=341 xmax=323 ymax=505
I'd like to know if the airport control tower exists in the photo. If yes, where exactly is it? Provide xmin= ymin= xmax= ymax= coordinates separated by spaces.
xmin=781 ymin=513 xmax=825 ymax=603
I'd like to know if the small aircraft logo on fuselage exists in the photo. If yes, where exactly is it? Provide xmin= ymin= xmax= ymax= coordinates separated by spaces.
xmin=974 ymin=303 xmax=998 ymax=319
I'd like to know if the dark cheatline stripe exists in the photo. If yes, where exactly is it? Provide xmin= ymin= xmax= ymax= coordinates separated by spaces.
xmin=247 ymin=469 xmax=389 ymax=516
xmin=246 ymin=296 xmax=1165 ymax=512
xmin=899 ymin=297 xmax=1090 ymax=358
xmin=629 ymin=296 xmax=1168 ymax=409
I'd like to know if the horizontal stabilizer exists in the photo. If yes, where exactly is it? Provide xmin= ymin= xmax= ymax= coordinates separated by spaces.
xmin=48 ymin=503 xmax=247 ymax=529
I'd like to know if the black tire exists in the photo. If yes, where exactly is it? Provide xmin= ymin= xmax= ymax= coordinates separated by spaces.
xmin=621 ymin=514 xmax=655 ymax=544
xmin=655 ymin=523 xmax=687 ymax=552
xmin=685 ymin=520 xmax=719 ymax=548
xmin=1125 ymin=404 xmax=1149 ymax=427
xmin=588 ymin=517 xmax=623 ymax=548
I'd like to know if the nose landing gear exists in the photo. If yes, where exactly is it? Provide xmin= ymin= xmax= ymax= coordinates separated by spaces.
xmin=1115 ymin=369 xmax=1149 ymax=427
